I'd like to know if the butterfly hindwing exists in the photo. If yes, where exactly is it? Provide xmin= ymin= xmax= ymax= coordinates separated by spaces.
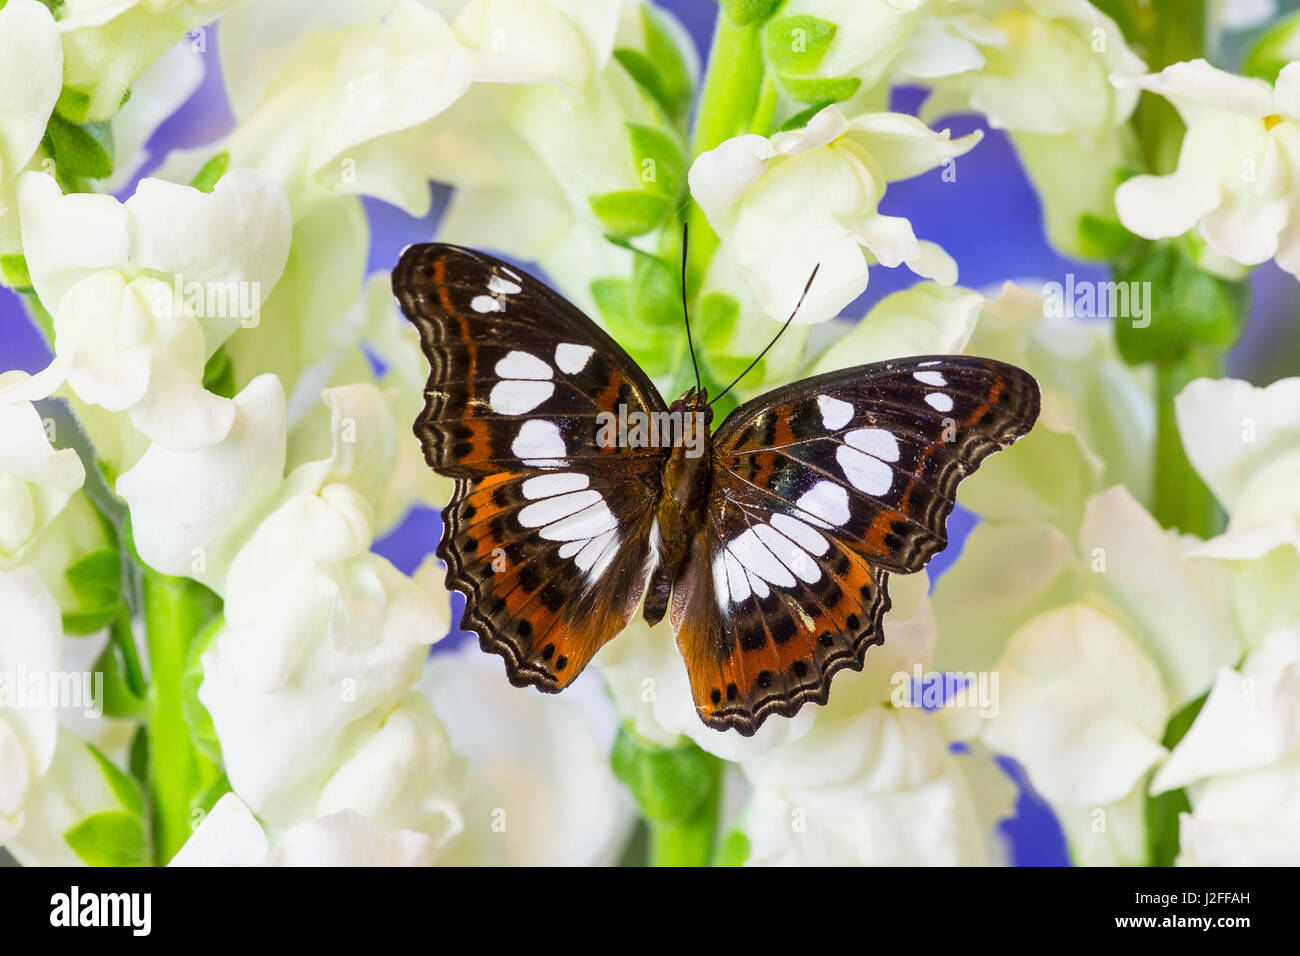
xmin=393 ymin=243 xmax=669 ymax=692
xmin=675 ymin=356 xmax=1040 ymax=734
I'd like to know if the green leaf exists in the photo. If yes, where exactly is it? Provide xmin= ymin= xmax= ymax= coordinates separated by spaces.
xmin=45 ymin=113 xmax=115 ymax=179
xmin=721 ymin=0 xmax=782 ymax=26
xmin=190 ymin=151 xmax=230 ymax=193
xmin=1112 ymin=242 xmax=1249 ymax=365
xmin=713 ymin=828 xmax=752 ymax=866
xmin=626 ymin=123 xmax=686 ymax=198
xmin=589 ymin=189 xmax=672 ymax=238
xmin=63 ymin=811 xmax=149 ymax=867
xmin=181 ymin=616 xmax=224 ymax=764
xmin=611 ymin=724 xmax=715 ymax=823
xmin=1243 ymin=11 xmax=1300 ymax=84
xmin=763 ymin=15 xmax=837 ymax=75
xmin=0 ymin=254 xmax=31 ymax=291
xmin=775 ymin=73 xmax=860 ymax=104
xmin=62 ymin=548 xmax=122 ymax=635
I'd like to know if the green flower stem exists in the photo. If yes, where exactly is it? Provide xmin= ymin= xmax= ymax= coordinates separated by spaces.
xmin=748 ymin=72 xmax=780 ymax=136
xmin=685 ymin=5 xmax=767 ymax=290
xmin=1131 ymin=0 xmax=1206 ymax=175
xmin=142 ymin=569 xmax=222 ymax=864
xmin=649 ymin=755 xmax=723 ymax=867
xmin=1153 ymin=351 xmax=1222 ymax=538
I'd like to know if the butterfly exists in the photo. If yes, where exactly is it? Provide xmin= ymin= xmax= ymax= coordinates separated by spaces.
xmin=393 ymin=242 xmax=1040 ymax=736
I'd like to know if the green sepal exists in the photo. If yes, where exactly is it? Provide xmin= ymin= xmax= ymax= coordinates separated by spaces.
xmin=190 ymin=151 xmax=230 ymax=193
xmin=589 ymin=190 xmax=672 ymax=238
xmin=720 ymin=0 xmax=782 ymax=26
xmin=763 ymin=15 xmax=837 ymax=75
xmin=202 ymin=347 xmax=237 ymax=399
xmin=713 ymin=828 xmax=752 ymax=866
xmin=53 ymin=85 xmax=91 ymax=125
xmin=62 ymin=548 xmax=122 ymax=635
xmin=1243 ymin=11 xmax=1300 ymax=84
xmin=614 ymin=4 xmax=695 ymax=123
xmin=611 ymin=724 xmax=716 ymax=824
xmin=775 ymin=73 xmax=860 ymax=104
xmin=0 ymin=254 xmax=32 ymax=291
xmin=44 ymin=113 xmax=115 ymax=180
xmin=181 ymin=616 xmax=225 ymax=764
xmin=626 ymin=123 xmax=686 ymax=198
xmin=1112 ymin=242 xmax=1249 ymax=365
xmin=776 ymin=99 xmax=835 ymax=132
xmin=88 ymin=743 xmax=145 ymax=817
xmin=1077 ymin=214 xmax=1137 ymax=261
xmin=91 ymin=640 xmax=147 ymax=720
xmin=63 ymin=811 xmax=149 ymax=867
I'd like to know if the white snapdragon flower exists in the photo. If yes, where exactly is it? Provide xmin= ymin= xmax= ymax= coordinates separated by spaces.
xmin=1144 ymin=376 xmax=1300 ymax=865
xmin=6 ymin=170 xmax=291 ymax=454
xmin=0 ymin=398 xmax=86 ymax=565
xmin=171 ymin=792 xmax=439 ymax=866
xmin=119 ymin=372 xmax=459 ymax=835
xmin=0 ymin=0 xmax=62 ymax=264
xmin=688 ymin=105 xmax=980 ymax=324
xmin=158 ymin=0 xmax=471 ymax=216
xmin=916 ymin=0 xmax=1146 ymax=258
xmin=54 ymin=0 xmax=248 ymax=123
xmin=422 ymin=645 xmax=635 ymax=866
xmin=1114 ymin=59 xmax=1300 ymax=279
xmin=0 ymin=568 xmax=62 ymax=845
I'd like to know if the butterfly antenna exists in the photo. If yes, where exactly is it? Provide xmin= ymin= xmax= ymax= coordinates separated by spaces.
xmin=710 ymin=263 xmax=820 ymax=406
xmin=680 ymin=221 xmax=702 ymax=395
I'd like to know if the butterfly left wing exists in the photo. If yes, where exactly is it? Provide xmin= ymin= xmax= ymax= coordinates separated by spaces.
xmin=393 ymin=243 xmax=670 ymax=693
xmin=672 ymin=355 xmax=1040 ymax=735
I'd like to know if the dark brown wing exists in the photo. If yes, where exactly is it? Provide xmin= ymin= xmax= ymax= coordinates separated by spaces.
xmin=393 ymin=243 xmax=670 ymax=692
xmin=673 ymin=355 xmax=1040 ymax=734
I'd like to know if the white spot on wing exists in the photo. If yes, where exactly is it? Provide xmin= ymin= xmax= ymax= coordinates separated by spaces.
xmin=490 ymin=380 xmax=553 ymax=414
xmin=538 ymin=500 xmax=618 ymax=542
xmin=495 ymin=351 xmax=552 ymax=380
xmin=844 ymin=427 xmax=900 ymax=462
xmin=754 ymin=524 xmax=821 ymax=583
xmin=817 ymin=394 xmax=854 ymax=430
xmin=512 ymin=420 xmax=565 ymax=466
xmin=489 ymin=275 xmax=522 ymax=295
xmin=770 ymin=514 xmax=829 ymax=556
xmin=925 ymin=392 xmax=954 ymax=412
xmin=518 ymin=490 xmax=602 ymax=528
xmin=796 ymin=481 xmax=851 ymax=527
xmin=554 ymin=343 xmax=595 ymax=374
xmin=837 ymin=446 xmax=892 ymax=495
xmin=727 ymin=529 xmax=796 ymax=588
xmin=522 ymin=473 xmax=588 ymax=500
xmin=914 ymin=370 xmax=946 ymax=387
xmin=471 ymin=294 xmax=504 ymax=313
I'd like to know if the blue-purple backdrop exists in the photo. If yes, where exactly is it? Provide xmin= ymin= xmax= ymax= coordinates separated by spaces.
xmin=3 ymin=2 xmax=1295 ymax=867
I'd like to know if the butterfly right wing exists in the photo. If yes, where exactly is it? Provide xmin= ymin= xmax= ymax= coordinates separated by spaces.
xmin=393 ymin=243 xmax=670 ymax=693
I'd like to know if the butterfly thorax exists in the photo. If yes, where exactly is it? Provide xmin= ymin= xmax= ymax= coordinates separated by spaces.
xmin=643 ymin=389 xmax=713 ymax=627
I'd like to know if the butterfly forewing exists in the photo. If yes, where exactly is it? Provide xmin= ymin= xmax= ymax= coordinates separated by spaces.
xmin=675 ymin=356 xmax=1040 ymax=734
xmin=393 ymin=243 xmax=670 ymax=692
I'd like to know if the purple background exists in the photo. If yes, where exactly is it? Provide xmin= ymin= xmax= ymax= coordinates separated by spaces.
xmin=4 ymin=2 xmax=1295 ymax=867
